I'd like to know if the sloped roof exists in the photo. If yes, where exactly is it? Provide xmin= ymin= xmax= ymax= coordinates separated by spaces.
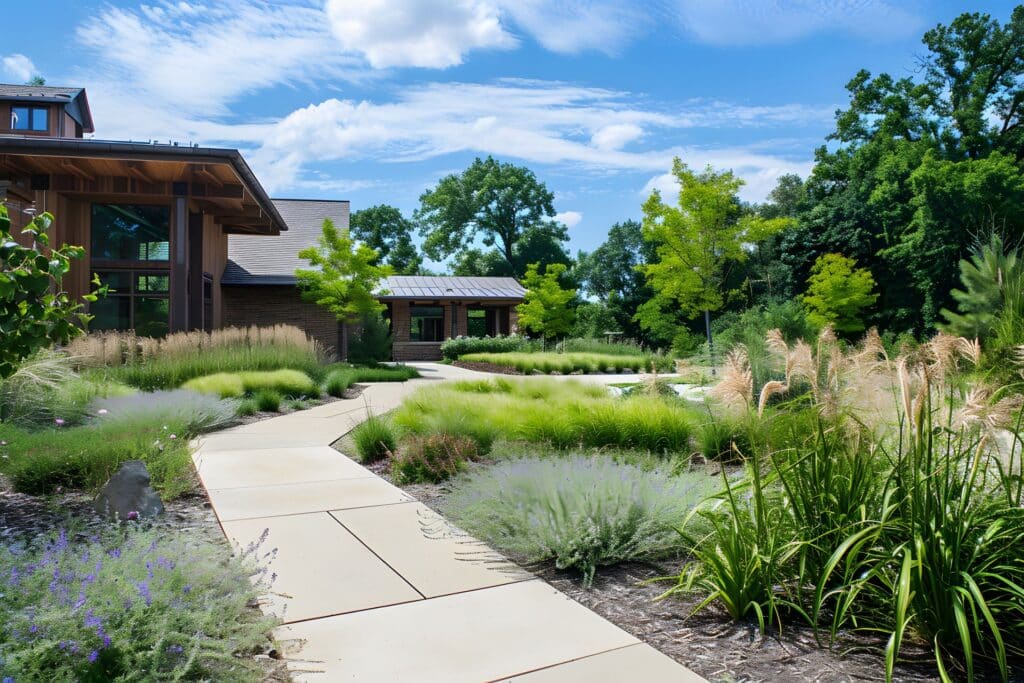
xmin=222 ymin=199 xmax=349 ymax=285
xmin=377 ymin=276 xmax=525 ymax=300
xmin=0 ymin=84 xmax=94 ymax=133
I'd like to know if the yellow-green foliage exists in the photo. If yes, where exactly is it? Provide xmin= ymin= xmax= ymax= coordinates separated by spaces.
xmin=391 ymin=378 xmax=694 ymax=453
xmin=183 ymin=369 xmax=317 ymax=398
xmin=459 ymin=352 xmax=664 ymax=374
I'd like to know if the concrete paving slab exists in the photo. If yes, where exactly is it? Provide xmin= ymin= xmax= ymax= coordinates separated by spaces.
xmin=331 ymin=502 xmax=531 ymax=597
xmin=193 ymin=446 xmax=370 ymax=489
xmin=500 ymin=643 xmax=703 ymax=682
xmin=222 ymin=512 xmax=422 ymax=623
xmin=194 ymin=432 xmax=331 ymax=451
xmin=208 ymin=478 xmax=411 ymax=521
xmin=275 ymin=580 xmax=639 ymax=682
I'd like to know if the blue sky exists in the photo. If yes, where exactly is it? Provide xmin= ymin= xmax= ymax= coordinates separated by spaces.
xmin=3 ymin=1 xmax=1019 ymax=265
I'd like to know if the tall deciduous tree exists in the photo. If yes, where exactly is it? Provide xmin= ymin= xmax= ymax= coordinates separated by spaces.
xmin=295 ymin=219 xmax=392 ymax=358
xmin=417 ymin=157 xmax=567 ymax=278
xmin=575 ymin=220 xmax=656 ymax=343
xmin=802 ymin=253 xmax=878 ymax=333
xmin=350 ymin=204 xmax=422 ymax=275
xmin=517 ymin=262 xmax=576 ymax=341
xmin=638 ymin=158 xmax=789 ymax=359
xmin=0 ymin=207 xmax=102 ymax=377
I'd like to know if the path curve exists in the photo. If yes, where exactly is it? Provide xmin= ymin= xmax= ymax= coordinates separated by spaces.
xmin=191 ymin=363 xmax=704 ymax=682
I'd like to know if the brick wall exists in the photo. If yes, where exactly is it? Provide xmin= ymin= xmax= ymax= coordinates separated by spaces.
xmin=221 ymin=285 xmax=341 ymax=359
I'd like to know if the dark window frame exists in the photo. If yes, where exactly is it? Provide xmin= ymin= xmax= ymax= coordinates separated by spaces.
xmin=10 ymin=106 xmax=48 ymax=132
xmin=409 ymin=305 xmax=445 ymax=342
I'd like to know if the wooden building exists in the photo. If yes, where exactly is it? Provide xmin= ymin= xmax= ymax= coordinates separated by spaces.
xmin=0 ymin=83 xmax=525 ymax=360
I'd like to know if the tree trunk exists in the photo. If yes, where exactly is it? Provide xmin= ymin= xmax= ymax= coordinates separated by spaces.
xmin=704 ymin=309 xmax=715 ymax=376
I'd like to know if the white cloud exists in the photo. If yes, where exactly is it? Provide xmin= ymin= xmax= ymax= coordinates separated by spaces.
xmin=555 ymin=211 xmax=583 ymax=228
xmin=2 ymin=54 xmax=36 ymax=82
xmin=591 ymin=123 xmax=644 ymax=150
xmin=673 ymin=0 xmax=923 ymax=45
xmin=76 ymin=1 xmax=364 ymax=122
xmin=501 ymin=1 xmax=646 ymax=54
xmin=641 ymin=151 xmax=813 ymax=203
xmin=326 ymin=0 xmax=515 ymax=68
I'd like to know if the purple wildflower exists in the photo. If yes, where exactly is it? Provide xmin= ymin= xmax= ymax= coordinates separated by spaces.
xmin=88 ymin=650 xmax=99 ymax=663
xmin=126 ymin=511 xmax=139 ymax=521
xmin=136 ymin=580 xmax=152 ymax=606
xmin=54 ymin=418 xmax=65 ymax=426
xmin=108 ymin=548 xmax=121 ymax=559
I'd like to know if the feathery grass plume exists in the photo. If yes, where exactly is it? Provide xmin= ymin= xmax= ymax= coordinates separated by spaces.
xmin=953 ymin=386 xmax=1024 ymax=432
xmin=757 ymin=380 xmax=788 ymax=417
xmin=958 ymin=336 xmax=982 ymax=366
xmin=765 ymin=328 xmax=789 ymax=356
xmin=710 ymin=345 xmax=753 ymax=411
xmin=788 ymin=339 xmax=816 ymax=386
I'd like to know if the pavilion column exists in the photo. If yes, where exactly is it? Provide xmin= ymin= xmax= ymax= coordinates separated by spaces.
xmin=170 ymin=196 xmax=188 ymax=332
xmin=187 ymin=212 xmax=203 ymax=330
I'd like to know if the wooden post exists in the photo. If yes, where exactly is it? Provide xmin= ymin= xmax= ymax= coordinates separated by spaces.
xmin=170 ymin=196 xmax=188 ymax=332
xmin=187 ymin=212 xmax=203 ymax=330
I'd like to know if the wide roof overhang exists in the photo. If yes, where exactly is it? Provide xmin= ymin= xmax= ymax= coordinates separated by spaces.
xmin=0 ymin=137 xmax=286 ymax=235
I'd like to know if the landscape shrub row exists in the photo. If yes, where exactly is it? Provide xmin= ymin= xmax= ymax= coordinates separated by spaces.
xmin=440 ymin=335 xmax=534 ymax=360
xmin=458 ymin=351 xmax=671 ymax=374
xmin=322 ymin=365 xmax=420 ymax=398
xmin=183 ymin=369 xmax=318 ymax=399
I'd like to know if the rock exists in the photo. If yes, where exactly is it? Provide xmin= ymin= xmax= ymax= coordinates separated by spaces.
xmin=94 ymin=461 xmax=164 ymax=522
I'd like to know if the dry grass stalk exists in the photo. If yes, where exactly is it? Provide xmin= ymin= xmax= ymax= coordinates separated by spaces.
xmin=710 ymin=345 xmax=753 ymax=411
xmin=757 ymin=380 xmax=788 ymax=417
xmin=954 ymin=386 xmax=1024 ymax=432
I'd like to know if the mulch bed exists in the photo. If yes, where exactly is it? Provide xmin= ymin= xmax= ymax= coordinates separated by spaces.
xmin=374 ymin=471 xmax=949 ymax=683
xmin=452 ymin=360 xmax=525 ymax=375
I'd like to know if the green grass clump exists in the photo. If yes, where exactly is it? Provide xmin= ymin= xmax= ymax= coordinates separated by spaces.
xmin=238 ymin=369 xmax=316 ymax=397
xmin=236 ymin=398 xmax=259 ymax=417
xmin=696 ymin=414 xmax=757 ymax=462
xmin=183 ymin=369 xmax=316 ymax=398
xmin=351 ymin=415 xmax=397 ymax=462
xmin=440 ymin=335 xmax=534 ymax=360
xmin=254 ymin=390 xmax=282 ymax=412
xmin=445 ymin=455 xmax=712 ymax=586
xmin=0 ymin=526 xmax=277 ymax=681
xmin=459 ymin=352 xmax=668 ymax=374
xmin=0 ymin=418 xmax=194 ymax=498
xmin=182 ymin=372 xmax=246 ymax=398
xmin=390 ymin=378 xmax=693 ymax=454
xmin=391 ymin=433 xmax=480 ymax=484
xmin=323 ymin=365 xmax=420 ymax=398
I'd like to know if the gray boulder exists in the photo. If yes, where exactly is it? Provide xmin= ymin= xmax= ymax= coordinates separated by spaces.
xmin=94 ymin=460 xmax=164 ymax=522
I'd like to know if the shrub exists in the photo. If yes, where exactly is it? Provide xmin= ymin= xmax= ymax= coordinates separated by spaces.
xmin=696 ymin=414 xmax=755 ymax=462
xmin=445 ymin=456 xmax=712 ymax=586
xmin=90 ymin=389 xmax=238 ymax=433
xmin=557 ymin=337 xmax=650 ymax=357
xmin=0 ymin=527 xmax=276 ymax=681
xmin=391 ymin=434 xmax=480 ymax=484
xmin=0 ymin=418 xmax=194 ymax=498
xmin=348 ymin=313 xmax=393 ymax=364
xmin=440 ymin=335 xmax=532 ymax=360
xmin=254 ymin=390 xmax=282 ymax=412
xmin=70 ymin=325 xmax=325 ymax=390
xmin=351 ymin=415 xmax=396 ymax=462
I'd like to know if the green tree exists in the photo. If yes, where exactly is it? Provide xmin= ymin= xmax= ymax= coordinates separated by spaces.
xmin=802 ymin=253 xmax=878 ymax=333
xmin=940 ymin=234 xmax=1023 ymax=340
xmin=781 ymin=8 xmax=1024 ymax=333
xmin=575 ymin=220 xmax=657 ymax=343
xmin=638 ymin=158 xmax=789 ymax=358
xmin=350 ymin=204 xmax=422 ymax=275
xmin=517 ymin=262 xmax=576 ymax=341
xmin=0 ymin=207 xmax=101 ymax=378
xmin=417 ymin=157 xmax=567 ymax=278
xmin=295 ymin=219 xmax=392 ymax=358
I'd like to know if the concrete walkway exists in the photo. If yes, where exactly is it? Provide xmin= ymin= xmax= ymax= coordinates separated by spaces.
xmin=191 ymin=363 xmax=704 ymax=682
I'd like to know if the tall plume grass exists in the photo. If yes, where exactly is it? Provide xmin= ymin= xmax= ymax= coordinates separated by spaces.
xmin=67 ymin=325 xmax=326 ymax=390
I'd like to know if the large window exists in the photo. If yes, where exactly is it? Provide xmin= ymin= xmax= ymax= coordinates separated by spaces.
xmin=11 ymin=106 xmax=48 ymax=132
xmin=90 ymin=204 xmax=171 ymax=336
xmin=410 ymin=306 xmax=444 ymax=342
xmin=91 ymin=204 xmax=170 ymax=263
xmin=468 ymin=308 xmax=488 ymax=337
